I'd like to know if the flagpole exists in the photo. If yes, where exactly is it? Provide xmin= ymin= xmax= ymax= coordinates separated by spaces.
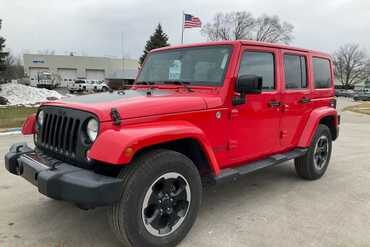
xmin=181 ymin=11 xmax=184 ymax=44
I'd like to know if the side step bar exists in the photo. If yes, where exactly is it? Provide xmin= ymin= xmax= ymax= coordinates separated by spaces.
xmin=212 ymin=148 xmax=307 ymax=184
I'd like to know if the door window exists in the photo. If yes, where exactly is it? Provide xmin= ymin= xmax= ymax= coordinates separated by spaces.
xmin=284 ymin=55 xmax=307 ymax=89
xmin=238 ymin=51 xmax=275 ymax=90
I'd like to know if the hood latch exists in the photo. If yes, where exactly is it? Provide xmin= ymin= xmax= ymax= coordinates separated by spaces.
xmin=111 ymin=108 xmax=121 ymax=125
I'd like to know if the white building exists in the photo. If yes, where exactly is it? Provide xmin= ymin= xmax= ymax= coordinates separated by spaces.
xmin=23 ymin=54 xmax=138 ymax=87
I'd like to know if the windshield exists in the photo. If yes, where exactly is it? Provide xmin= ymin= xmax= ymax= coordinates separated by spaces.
xmin=39 ymin=74 xmax=51 ymax=80
xmin=137 ymin=46 xmax=232 ymax=86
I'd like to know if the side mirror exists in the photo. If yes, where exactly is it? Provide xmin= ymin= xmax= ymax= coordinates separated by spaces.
xmin=233 ymin=75 xmax=263 ymax=105
xmin=235 ymin=75 xmax=263 ymax=94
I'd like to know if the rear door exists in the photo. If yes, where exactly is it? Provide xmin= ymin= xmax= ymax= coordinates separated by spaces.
xmin=280 ymin=50 xmax=312 ymax=148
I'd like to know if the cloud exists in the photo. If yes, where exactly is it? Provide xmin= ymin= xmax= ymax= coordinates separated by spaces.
xmin=1 ymin=0 xmax=369 ymax=59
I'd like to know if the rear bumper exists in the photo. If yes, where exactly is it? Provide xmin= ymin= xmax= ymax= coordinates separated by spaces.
xmin=4 ymin=143 xmax=123 ymax=208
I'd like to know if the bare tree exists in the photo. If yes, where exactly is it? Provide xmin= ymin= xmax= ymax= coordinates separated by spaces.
xmin=333 ymin=43 xmax=369 ymax=88
xmin=254 ymin=15 xmax=294 ymax=44
xmin=0 ymin=19 xmax=9 ymax=82
xmin=2 ymin=52 xmax=24 ymax=80
xmin=5 ymin=53 xmax=15 ymax=65
xmin=201 ymin=11 xmax=255 ymax=41
xmin=202 ymin=12 xmax=294 ymax=44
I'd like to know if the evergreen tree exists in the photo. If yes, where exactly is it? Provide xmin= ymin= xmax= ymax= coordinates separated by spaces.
xmin=0 ymin=19 xmax=9 ymax=74
xmin=139 ymin=23 xmax=169 ymax=66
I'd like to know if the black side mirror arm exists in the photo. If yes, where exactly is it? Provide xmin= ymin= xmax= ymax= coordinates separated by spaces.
xmin=232 ymin=92 xmax=246 ymax=106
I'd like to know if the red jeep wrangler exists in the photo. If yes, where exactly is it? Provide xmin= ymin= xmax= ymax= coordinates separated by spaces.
xmin=5 ymin=41 xmax=339 ymax=247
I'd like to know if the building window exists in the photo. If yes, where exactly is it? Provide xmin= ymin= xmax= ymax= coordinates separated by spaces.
xmin=313 ymin=58 xmax=331 ymax=88
xmin=284 ymin=54 xmax=307 ymax=89
xmin=238 ymin=51 xmax=275 ymax=90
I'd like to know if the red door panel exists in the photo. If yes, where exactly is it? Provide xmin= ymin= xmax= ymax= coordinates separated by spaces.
xmin=280 ymin=50 xmax=313 ymax=148
xmin=227 ymin=46 xmax=282 ymax=166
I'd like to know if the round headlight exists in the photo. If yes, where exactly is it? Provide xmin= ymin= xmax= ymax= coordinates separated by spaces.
xmin=86 ymin=118 xmax=99 ymax=142
xmin=37 ymin=110 xmax=45 ymax=126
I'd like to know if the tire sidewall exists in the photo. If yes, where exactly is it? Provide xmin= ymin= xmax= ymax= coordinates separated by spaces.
xmin=120 ymin=152 xmax=202 ymax=247
xmin=307 ymin=125 xmax=332 ymax=178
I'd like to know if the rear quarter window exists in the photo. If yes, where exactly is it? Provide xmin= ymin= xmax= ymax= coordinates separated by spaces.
xmin=313 ymin=58 xmax=331 ymax=89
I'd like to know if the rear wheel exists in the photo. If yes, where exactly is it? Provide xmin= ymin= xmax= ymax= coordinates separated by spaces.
xmin=295 ymin=124 xmax=332 ymax=180
xmin=107 ymin=149 xmax=202 ymax=247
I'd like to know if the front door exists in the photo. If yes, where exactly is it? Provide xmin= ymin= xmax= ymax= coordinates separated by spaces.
xmin=280 ymin=51 xmax=312 ymax=148
xmin=227 ymin=46 xmax=282 ymax=165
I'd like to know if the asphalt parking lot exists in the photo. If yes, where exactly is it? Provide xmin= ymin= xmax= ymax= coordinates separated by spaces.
xmin=0 ymin=98 xmax=369 ymax=247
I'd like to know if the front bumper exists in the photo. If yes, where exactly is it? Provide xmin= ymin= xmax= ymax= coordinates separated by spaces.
xmin=4 ymin=143 xmax=123 ymax=208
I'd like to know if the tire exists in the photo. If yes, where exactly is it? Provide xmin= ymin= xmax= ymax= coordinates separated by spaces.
xmin=107 ymin=149 xmax=202 ymax=247
xmin=69 ymin=90 xmax=74 ymax=94
xmin=295 ymin=124 xmax=332 ymax=180
xmin=102 ymin=86 xmax=108 ymax=92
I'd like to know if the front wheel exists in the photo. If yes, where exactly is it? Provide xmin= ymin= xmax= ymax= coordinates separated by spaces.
xmin=108 ymin=149 xmax=202 ymax=247
xmin=295 ymin=124 xmax=332 ymax=180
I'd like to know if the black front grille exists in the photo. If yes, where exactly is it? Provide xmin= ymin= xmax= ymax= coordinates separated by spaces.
xmin=41 ymin=113 xmax=81 ymax=155
xmin=36 ymin=106 xmax=96 ymax=167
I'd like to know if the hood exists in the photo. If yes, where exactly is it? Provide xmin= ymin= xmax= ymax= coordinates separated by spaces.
xmin=44 ymin=89 xmax=212 ymax=121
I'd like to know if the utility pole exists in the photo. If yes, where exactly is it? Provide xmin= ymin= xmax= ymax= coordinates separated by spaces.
xmin=121 ymin=32 xmax=125 ymax=71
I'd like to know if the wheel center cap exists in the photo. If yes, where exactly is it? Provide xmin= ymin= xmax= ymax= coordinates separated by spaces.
xmin=162 ymin=197 xmax=172 ymax=208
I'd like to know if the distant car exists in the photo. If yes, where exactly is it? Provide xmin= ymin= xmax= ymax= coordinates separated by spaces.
xmin=353 ymin=92 xmax=370 ymax=101
xmin=36 ymin=72 xmax=61 ymax=89
xmin=68 ymin=79 xmax=110 ymax=94
xmin=335 ymin=89 xmax=356 ymax=98
xmin=85 ymin=80 xmax=110 ymax=92
xmin=67 ymin=79 xmax=88 ymax=93
xmin=344 ymin=90 xmax=356 ymax=98
xmin=335 ymin=89 xmax=346 ymax=97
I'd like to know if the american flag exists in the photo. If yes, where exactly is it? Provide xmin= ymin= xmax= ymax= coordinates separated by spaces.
xmin=184 ymin=14 xmax=202 ymax=28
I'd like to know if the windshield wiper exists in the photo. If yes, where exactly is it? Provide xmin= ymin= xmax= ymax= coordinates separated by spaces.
xmin=134 ymin=81 xmax=157 ymax=94
xmin=161 ymin=80 xmax=193 ymax=92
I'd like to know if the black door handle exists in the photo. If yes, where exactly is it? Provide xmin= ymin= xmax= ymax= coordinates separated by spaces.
xmin=299 ymin=97 xmax=311 ymax=104
xmin=268 ymin=100 xmax=281 ymax=108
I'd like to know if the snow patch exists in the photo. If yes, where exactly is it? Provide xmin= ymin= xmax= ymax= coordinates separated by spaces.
xmin=0 ymin=83 xmax=63 ymax=106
